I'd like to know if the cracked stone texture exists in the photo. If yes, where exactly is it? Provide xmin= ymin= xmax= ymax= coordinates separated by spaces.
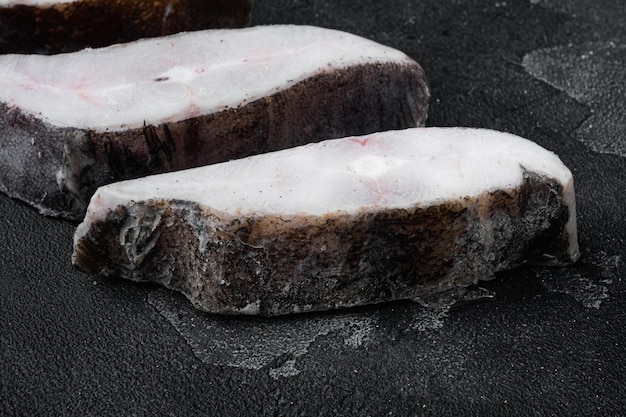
xmin=1 ymin=0 xmax=625 ymax=416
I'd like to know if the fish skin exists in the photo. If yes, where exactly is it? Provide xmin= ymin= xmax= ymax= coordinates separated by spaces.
xmin=0 ymin=28 xmax=429 ymax=219
xmin=0 ymin=0 xmax=253 ymax=54
xmin=72 ymin=129 xmax=579 ymax=316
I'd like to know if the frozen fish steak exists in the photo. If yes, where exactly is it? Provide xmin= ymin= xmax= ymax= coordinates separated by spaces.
xmin=0 ymin=25 xmax=429 ymax=219
xmin=72 ymin=128 xmax=579 ymax=316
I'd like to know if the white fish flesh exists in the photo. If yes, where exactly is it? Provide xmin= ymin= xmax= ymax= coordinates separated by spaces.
xmin=0 ymin=0 xmax=253 ymax=54
xmin=72 ymin=127 xmax=580 ymax=316
xmin=0 ymin=25 xmax=429 ymax=219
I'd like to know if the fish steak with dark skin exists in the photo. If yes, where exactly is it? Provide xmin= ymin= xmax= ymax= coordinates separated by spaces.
xmin=0 ymin=25 xmax=429 ymax=219
xmin=72 ymin=128 xmax=579 ymax=316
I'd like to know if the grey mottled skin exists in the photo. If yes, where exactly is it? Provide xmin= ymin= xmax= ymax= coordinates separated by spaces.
xmin=73 ymin=173 xmax=578 ymax=316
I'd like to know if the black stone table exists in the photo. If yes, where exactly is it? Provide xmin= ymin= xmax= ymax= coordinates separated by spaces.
xmin=1 ymin=1 xmax=625 ymax=415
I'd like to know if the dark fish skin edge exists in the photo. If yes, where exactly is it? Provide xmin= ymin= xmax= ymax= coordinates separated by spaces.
xmin=0 ymin=61 xmax=429 ymax=220
xmin=0 ymin=0 xmax=253 ymax=54
xmin=73 ymin=172 xmax=577 ymax=316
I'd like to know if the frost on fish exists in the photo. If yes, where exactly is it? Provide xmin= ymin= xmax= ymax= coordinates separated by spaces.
xmin=0 ymin=0 xmax=253 ymax=54
xmin=0 ymin=25 xmax=429 ymax=219
xmin=72 ymin=128 xmax=580 ymax=316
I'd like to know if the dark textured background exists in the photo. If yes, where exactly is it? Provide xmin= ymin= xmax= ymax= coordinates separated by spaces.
xmin=1 ymin=1 xmax=625 ymax=415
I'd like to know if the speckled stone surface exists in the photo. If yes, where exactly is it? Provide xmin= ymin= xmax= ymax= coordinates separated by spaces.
xmin=1 ymin=1 xmax=625 ymax=415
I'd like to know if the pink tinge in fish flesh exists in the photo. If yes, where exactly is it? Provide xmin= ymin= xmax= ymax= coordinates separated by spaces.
xmin=72 ymin=127 xmax=579 ymax=316
xmin=0 ymin=25 xmax=429 ymax=219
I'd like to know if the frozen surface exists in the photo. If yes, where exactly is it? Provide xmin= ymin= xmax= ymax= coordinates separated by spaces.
xmin=523 ymin=42 xmax=626 ymax=156
xmin=538 ymin=251 xmax=621 ymax=309
xmin=148 ymin=288 xmax=376 ymax=379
